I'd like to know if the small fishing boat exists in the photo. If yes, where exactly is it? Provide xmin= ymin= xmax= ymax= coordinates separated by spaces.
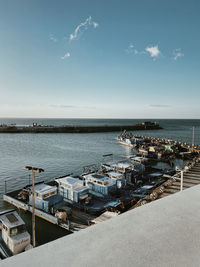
xmin=0 ymin=209 xmax=31 ymax=259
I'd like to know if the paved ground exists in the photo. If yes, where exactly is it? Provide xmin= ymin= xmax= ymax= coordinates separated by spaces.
xmin=2 ymin=184 xmax=200 ymax=267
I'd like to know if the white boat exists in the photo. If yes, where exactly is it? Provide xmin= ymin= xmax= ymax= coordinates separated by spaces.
xmin=0 ymin=209 xmax=31 ymax=258
xmin=117 ymin=133 xmax=144 ymax=148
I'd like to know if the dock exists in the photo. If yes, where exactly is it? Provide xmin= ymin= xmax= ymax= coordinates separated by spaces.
xmin=133 ymin=134 xmax=200 ymax=153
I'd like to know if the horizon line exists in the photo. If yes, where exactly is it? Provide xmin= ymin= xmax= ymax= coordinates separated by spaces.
xmin=0 ymin=117 xmax=199 ymax=120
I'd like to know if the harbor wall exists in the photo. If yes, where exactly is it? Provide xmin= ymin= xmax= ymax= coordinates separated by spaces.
xmin=0 ymin=124 xmax=162 ymax=133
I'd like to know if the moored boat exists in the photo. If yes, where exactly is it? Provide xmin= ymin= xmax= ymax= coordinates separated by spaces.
xmin=0 ymin=209 xmax=31 ymax=259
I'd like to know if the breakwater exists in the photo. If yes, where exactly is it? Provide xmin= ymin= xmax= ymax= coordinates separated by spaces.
xmin=0 ymin=122 xmax=162 ymax=133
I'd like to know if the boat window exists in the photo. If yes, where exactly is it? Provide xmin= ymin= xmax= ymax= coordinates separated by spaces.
xmin=10 ymin=227 xmax=18 ymax=236
xmin=10 ymin=225 xmax=26 ymax=236
xmin=43 ymin=190 xmax=56 ymax=199
xmin=36 ymin=193 xmax=42 ymax=199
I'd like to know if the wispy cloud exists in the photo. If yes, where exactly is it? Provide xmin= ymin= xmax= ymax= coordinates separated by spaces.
xmin=50 ymin=104 xmax=96 ymax=109
xmin=61 ymin=52 xmax=70 ymax=60
xmin=93 ymin=22 xmax=99 ymax=28
xmin=126 ymin=43 xmax=160 ymax=59
xmin=49 ymin=34 xmax=58 ymax=42
xmin=69 ymin=16 xmax=99 ymax=41
xmin=126 ymin=43 xmax=184 ymax=62
xmin=145 ymin=45 xmax=161 ymax=59
xmin=173 ymin=48 xmax=184 ymax=60
xmin=150 ymin=104 xmax=171 ymax=108
xmin=50 ymin=104 xmax=76 ymax=108
xmin=126 ymin=43 xmax=140 ymax=55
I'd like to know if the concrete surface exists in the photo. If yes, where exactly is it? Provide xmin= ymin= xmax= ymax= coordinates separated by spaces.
xmin=1 ymin=185 xmax=200 ymax=267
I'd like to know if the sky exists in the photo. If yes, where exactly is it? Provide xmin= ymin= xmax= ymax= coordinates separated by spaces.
xmin=0 ymin=0 xmax=200 ymax=118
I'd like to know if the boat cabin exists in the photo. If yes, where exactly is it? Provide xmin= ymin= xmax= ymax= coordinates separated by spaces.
xmin=56 ymin=176 xmax=89 ymax=203
xmin=101 ymin=161 xmax=133 ymax=173
xmin=0 ymin=210 xmax=30 ymax=255
xmin=29 ymin=183 xmax=63 ymax=213
xmin=105 ymin=171 xmax=126 ymax=188
xmin=131 ymin=137 xmax=144 ymax=145
xmin=82 ymin=173 xmax=117 ymax=196
xmin=101 ymin=161 xmax=144 ymax=183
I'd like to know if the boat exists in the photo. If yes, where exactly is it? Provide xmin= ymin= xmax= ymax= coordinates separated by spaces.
xmin=0 ymin=209 xmax=31 ymax=259
xmin=117 ymin=131 xmax=144 ymax=147
xmin=55 ymin=175 xmax=126 ymax=215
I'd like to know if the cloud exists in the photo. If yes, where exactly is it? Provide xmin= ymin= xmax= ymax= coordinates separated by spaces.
xmin=61 ymin=52 xmax=70 ymax=59
xmin=93 ymin=22 xmax=99 ymax=28
xmin=150 ymin=104 xmax=171 ymax=108
xmin=126 ymin=43 xmax=183 ymax=61
xmin=69 ymin=16 xmax=99 ymax=41
xmin=126 ymin=43 xmax=140 ymax=55
xmin=145 ymin=45 xmax=161 ymax=59
xmin=50 ymin=104 xmax=76 ymax=108
xmin=49 ymin=34 xmax=58 ymax=42
xmin=173 ymin=48 xmax=184 ymax=60
xmin=50 ymin=104 xmax=96 ymax=109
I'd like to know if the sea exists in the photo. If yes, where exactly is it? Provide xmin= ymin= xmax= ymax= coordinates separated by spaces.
xmin=0 ymin=118 xmax=200 ymax=245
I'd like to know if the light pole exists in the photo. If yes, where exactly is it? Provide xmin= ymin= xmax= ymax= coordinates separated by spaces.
xmin=176 ymin=166 xmax=184 ymax=192
xmin=192 ymin=126 xmax=195 ymax=147
xmin=23 ymin=166 xmax=44 ymax=248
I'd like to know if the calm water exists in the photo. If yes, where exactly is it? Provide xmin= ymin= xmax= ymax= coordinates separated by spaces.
xmin=0 ymin=118 xmax=200 ymax=245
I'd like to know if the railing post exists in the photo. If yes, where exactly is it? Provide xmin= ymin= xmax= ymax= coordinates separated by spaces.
xmin=180 ymin=171 xmax=183 ymax=191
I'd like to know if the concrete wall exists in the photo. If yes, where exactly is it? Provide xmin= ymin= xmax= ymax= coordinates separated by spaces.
xmin=2 ymin=185 xmax=200 ymax=267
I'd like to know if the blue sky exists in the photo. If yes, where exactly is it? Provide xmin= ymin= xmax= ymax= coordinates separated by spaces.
xmin=0 ymin=0 xmax=199 ymax=118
